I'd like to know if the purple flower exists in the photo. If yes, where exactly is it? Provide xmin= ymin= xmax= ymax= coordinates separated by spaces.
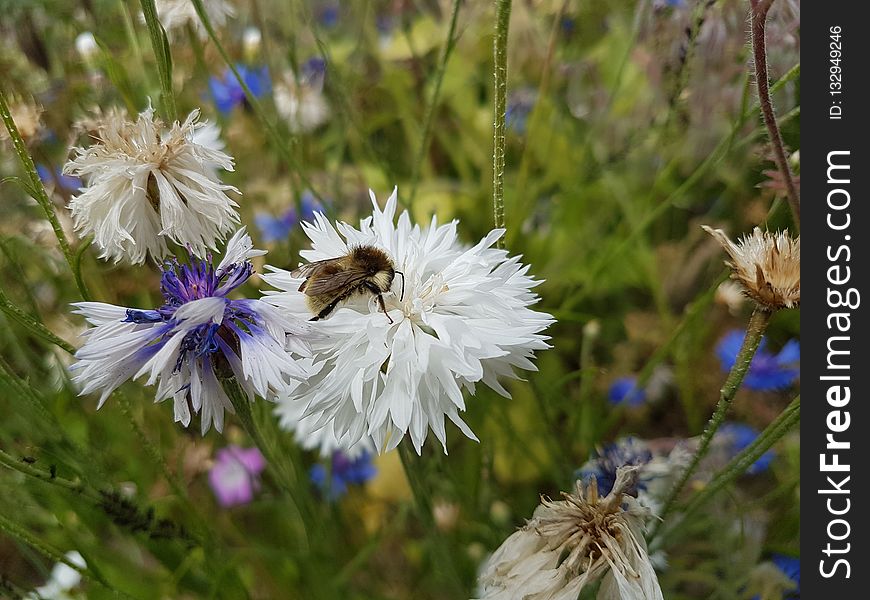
xmin=209 ymin=445 xmax=266 ymax=507
xmin=716 ymin=422 xmax=775 ymax=474
xmin=310 ymin=451 xmax=376 ymax=500
xmin=716 ymin=330 xmax=800 ymax=391
xmin=209 ymin=65 xmax=271 ymax=115
xmin=70 ymin=230 xmax=308 ymax=434
xmin=255 ymin=192 xmax=322 ymax=243
xmin=608 ymin=376 xmax=647 ymax=407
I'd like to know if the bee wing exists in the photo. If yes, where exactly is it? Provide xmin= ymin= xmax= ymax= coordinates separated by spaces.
xmin=301 ymin=267 xmax=372 ymax=296
xmin=290 ymin=260 xmax=333 ymax=280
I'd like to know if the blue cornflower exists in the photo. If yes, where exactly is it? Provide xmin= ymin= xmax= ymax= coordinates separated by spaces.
xmin=505 ymin=89 xmax=536 ymax=134
xmin=301 ymin=57 xmax=327 ymax=85
xmin=752 ymin=554 xmax=800 ymax=599
xmin=716 ymin=330 xmax=800 ymax=391
xmin=576 ymin=438 xmax=652 ymax=496
xmin=310 ymin=450 xmax=376 ymax=500
xmin=37 ymin=164 xmax=82 ymax=192
xmin=608 ymin=376 xmax=647 ymax=407
xmin=318 ymin=4 xmax=339 ymax=28
xmin=70 ymin=229 xmax=309 ymax=434
xmin=716 ymin=422 xmax=775 ymax=474
xmin=209 ymin=65 xmax=271 ymax=115
xmin=772 ymin=554 xmax=800 ymax=598
xmin=255 ymin=192 xmax=322 ymax=243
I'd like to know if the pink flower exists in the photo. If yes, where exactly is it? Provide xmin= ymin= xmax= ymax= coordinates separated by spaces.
xmin=208 ymin=445 xmax=266 ymax=507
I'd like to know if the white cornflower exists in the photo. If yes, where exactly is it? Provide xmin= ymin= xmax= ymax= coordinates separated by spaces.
xmin=276 ymin=391 xmax=375 ymax=458
xmin=64 ymin=106 xmax=240 ymax=264
xmin=154 ymin=0 xmax=235 ymax=40
xmin=477 ymin=467 xmax=663 ymax=600
xmin=70 ymin=229 xmax=309 ymax=434
xmin=273 ymin=61 xmax=330 ymax=134
xmin=262 ymin=188 xmax=553 ymax=454
xmin=702 ymin=226 xmax=800 ymax=311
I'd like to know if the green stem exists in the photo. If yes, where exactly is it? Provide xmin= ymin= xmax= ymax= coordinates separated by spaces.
xmin=671 ymin=395 xmax=800 ymax=535
xmin=650 ymin=307 xmax=772 ymax=538
xmin=223 ymin=381 xmax=312 ymax=531
xmin=0 ymin=90 xmax=90 ymax=300
xmin=139 ymin=0 xmax=177 ymax=121
xmin=409 ymin=0 xmax=462 ymax=206
xmin=0 ymin=448 xmax=100 ymax=502
xmin=397 ymin=442 xmax=465 ymax=596
xmin=115 ymin=392 xmax=189 ymax=502
xmin=0 ymin=287 xmax=76 ymax=354
xmin=492 ymin=0 xmax=512 ymax=248
xmin=561 ymin=63 xmax=799 ymax=310
xmin=0 ymin=512 xmax=137 ymax=599
xmin=750 ymin=0 xmax=800 ymax=229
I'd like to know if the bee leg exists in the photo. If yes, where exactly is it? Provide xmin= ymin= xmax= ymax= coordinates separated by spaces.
xmin=376 ymin=294 xmax=394 ymax=324
xmin=312 ymin=298 xmax=343 ymax=321
xmin=361 ymin=286 xmax=394 ymax=325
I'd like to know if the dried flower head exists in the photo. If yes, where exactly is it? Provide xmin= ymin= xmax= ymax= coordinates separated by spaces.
xmin=702 ymin=226 xmax=800 ymax=310
xmin=477 ymin=467 xmax=663 ymax=600
xmin=1 ymin=98 xmax=43 ymax=143
xmin=64 ymin=107 xmax=240 ymax=264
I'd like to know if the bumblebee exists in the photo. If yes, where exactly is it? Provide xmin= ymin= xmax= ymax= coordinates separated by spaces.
xmin=292 ymin=245 xmax=403 ymax=323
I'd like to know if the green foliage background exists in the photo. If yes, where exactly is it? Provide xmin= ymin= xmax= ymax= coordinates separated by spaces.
xmin=0 ymin=0 xmax=799 ymax=598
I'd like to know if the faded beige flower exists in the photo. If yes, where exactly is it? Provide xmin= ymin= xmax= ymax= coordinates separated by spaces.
xmin=476 ymin=467 xmax=663 ymax=600
xmin=703 ymin=226 xmax=800 ymax=311
xmin=153 ymin=0 xmax=235 ymax=40
xmin=1 ymin=99 xmax=43 ymax=143
xmin=64 ymin=106 xmax=239 ymax=264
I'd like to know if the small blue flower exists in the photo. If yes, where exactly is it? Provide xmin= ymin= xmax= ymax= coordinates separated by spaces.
xmin=209 ymin=65 xmax=271 ymax=115
xmin=318 ymin=4 xmax=339 ymax=28
xmin=716 ymin=330 xmax=800 ymax=391
xmin=37 ymin=164 xmax=82 ymax=192
xmin=254 ymin=192 xmax=322 ymax=243
xmin=608 ymin=376 xmax=647 ymax=407
xmin=716 ymin=422 xmax=775 ymax=474
xmin=505 ymin=89 xmax=536 ymax=134
xmin=576 ymin=438 xmax=652 ymax=496
xmin=301 ymin=57 xmax=327 ymax=89
xmin=310 ymin=451 xmax=376 ymax=500
xmin=752 ymin=554 xmax=799 ymax=599
xmin=772 ymin=554 xmax=800 ymax=598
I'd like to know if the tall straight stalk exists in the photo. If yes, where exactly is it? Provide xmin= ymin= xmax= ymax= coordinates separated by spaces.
xmin=492 ymin=0 xmax=513 ymax=249
xmin=749 ymin=0 xmax=800 ymax=228
xmin=651 ymin=307 xmax=772 ymax=538
xmin=0 ymin=90 xmax=90 ymax=300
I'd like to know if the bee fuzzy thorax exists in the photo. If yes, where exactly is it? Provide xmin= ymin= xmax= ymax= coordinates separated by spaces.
xmin=292 ymin=244 xmax=398 ymax=322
